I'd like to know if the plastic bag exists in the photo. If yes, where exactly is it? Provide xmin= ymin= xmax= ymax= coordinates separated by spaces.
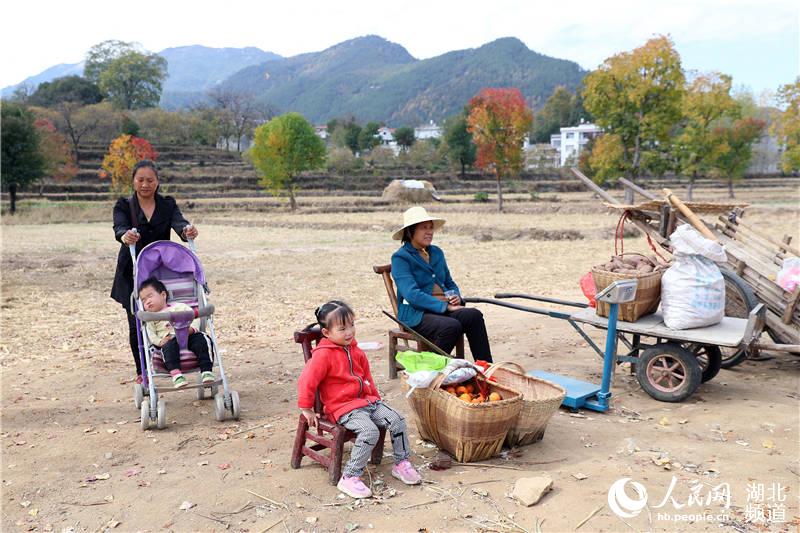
xmin=395 ymin=350 xmax=449 ymax=373
xmin=580 ymin=271 xmax=597 ymax=308
xmin=661 ymin=226 xmax=727 ymax=330
xmin=404 ymin=360 xmax=478 ymax=397
xmin=777 ymin=257 xmax=800 ymax=292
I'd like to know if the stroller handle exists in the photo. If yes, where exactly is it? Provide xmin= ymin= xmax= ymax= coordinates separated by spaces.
xmin=137 ymin=304 xmax=215 ymax=323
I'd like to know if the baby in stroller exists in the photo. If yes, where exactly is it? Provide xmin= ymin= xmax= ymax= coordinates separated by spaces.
xmin=138 ymin=277 xmax=215 ymax=388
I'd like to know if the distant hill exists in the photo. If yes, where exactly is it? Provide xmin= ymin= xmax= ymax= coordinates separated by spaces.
xmin=220 ymin=35 xmax=586 ymax=125
xmin=159 ymin=45 xmax=282 ymax=109
xmin=2 ymin=45 xmax=281 ymax=103
xmin=4 ymin=36 xmax=586 ymax=125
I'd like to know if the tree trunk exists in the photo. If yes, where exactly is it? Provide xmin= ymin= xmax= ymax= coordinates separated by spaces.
xmin=288 ymin=177 xmax=297 ymax=211
xmin=687 ymin=173 xmax=695 ymax=201
xmin=460 ymin=161 xmax=466 ymax=179
xmin=496 ymin=175 xmax=504 ymax=212
xmin=624 ymin=175 xmax=635 ymax=204
xmin=9 ymin=183 xmax=17 ymax=215
xmin=728 ymin=178 xmax=735 ymax=199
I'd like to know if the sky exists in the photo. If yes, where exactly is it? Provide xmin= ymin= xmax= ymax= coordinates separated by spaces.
xmin=2 ymin=0 xmax=798 ymax=96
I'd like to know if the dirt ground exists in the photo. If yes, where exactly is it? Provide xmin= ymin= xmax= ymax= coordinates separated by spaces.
xmin=1 ymin=190 xmax=799 ymax=532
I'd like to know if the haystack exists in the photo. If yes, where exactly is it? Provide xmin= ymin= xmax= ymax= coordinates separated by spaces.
xmin=382 ymin=179 xmax=440 ymax=203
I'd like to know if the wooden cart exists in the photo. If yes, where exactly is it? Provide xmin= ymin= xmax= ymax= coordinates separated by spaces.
xmin=570 ymin=169 xmax=800 ymax=364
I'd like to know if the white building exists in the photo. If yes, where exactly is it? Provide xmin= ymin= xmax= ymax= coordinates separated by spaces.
xmin=414 ymin=121 xmax=442 ymax=140
xmin=550 ymin=122 xmax=603 ymax=167
xmin=314 ymin=125 xmax=328 ymax=140
xmin=377 ymin=127 xmax=395 ymax=144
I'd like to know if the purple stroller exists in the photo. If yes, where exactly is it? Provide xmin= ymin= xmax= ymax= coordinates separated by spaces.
xmin=129 ymin=237 xmax=240 ymax=430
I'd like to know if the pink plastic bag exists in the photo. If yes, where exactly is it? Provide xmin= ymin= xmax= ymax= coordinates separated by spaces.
xmin=580 ymin=271 xmax=596 ymax=308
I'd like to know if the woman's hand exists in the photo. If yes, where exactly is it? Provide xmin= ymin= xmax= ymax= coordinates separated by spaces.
xmin=447 ymin=294 xmax=461 ymax=305
xmin=301 ymin=408 xmax=318 ymax=428
xmin=183 ymin=225 xmax=199 ymax=239
xmin=447 ymin=303 xmax=464 ymax=313
xmin=121 ymin=229 xmax=140 ymax=245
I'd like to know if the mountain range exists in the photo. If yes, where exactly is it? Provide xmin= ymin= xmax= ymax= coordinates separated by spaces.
xmin=4 ymin=36 xmax=586 ymax=126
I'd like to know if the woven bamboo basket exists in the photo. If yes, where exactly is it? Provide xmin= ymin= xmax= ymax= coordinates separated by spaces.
xmin=484 ymin=362 xmax=565 ymax=447
xmin=592 ymin=264 xmax=664 ymax=322
xmin=401 ymin=372 xmax=522 ymax=462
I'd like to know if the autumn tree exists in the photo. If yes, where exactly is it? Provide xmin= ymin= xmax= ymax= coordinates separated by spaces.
xmin=467 ymin=87 xmax=533 ymax=211
xmin=707 ymin=118 xmax=765 ymax=198
xmin=774 ymin=79 xmax=800 ymax=173
xmin=34 ymin=118 xmax=78 ymax=183
xmin=582 ymin=35 xmax=685 ymax=201
xmin=443 ymin=113 xmax=476 ymax=178
xmin=32 ymin=101 xmax=119 ymax=165
xmin=100 ymin=134 xmax=158 ymax=194
xmin=1 ymin=103 xmax=46 ymax=214
xmin=247 ymin=112 xmax=326 ymax=211
xmin=674 ymin=72 xmax=740 ymax=199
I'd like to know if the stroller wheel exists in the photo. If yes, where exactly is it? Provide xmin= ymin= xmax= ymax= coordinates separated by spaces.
xmin=133 ymin=383 xmax=144 ymax=409
xmin=196 ymin=382 xmax=206 ymax=401
xmin=156 ymin=399 xmax=167 ymax=430
xmin=230 ymin=390 xmax=240 ymax=420
xmin=140 ymin=402 xmax=151 ymax=431
xmin=214 ymin=393 xmax=226 ymax=422
xmin=211 ymin=383 xmax=219 ymax=397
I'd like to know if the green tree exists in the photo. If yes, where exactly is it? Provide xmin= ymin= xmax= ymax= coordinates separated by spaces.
xmin=100 ymin=51 xmax=168 ymax=110
xmin=530 ymin=86 xmax=588 ymax=143
xmin=674 ymin=72 xmax=740 ymax=199
xmin=467 ymin=87 xmax=533 ymax=212
xmin=707 ymin=117 xmax=765 ymax=198
xmin=29 ymin=76 xmax=103 ymax=108
xmin=247 ymin=112 xmax=326 ymax=211
xmin=583 ymin=35 xmax=685 ymax=201
xmin=443 ymin=114 xmax=476 ymax=177
xmin=84 ymin=40 xmax=138 ymax=84
xmin=394 ymin=126 xmax=416 ymax=151
xmin=774 ymin=78 xmax=800 ymax=173
xmin=1 ymin=103 xmax=46 ymax=214
xmin=329 ymin=118 xmax=362 ymax=154
xmin=358 ymin=121 xmax=381 ymax=152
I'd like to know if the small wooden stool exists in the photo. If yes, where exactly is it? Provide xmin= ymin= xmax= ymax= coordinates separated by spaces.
xmin=289 ymin=326 xmax=385 ymax=485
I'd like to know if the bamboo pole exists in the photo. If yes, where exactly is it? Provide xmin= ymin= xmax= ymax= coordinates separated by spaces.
xmin=662 ymin=188 xmax=718 ymax=241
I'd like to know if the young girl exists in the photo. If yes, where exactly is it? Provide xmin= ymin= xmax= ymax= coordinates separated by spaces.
xmin=297 ymin=300 xmax=421 ymax=499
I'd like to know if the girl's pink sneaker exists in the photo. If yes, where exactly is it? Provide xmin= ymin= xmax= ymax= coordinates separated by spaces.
xmin=337 ymin=475 xmax=372 ymax=499
xmin=392 ymin=460 xmax=422 ymax=485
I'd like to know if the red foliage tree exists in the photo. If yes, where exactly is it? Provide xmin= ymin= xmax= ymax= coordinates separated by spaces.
xmin=467 ymin=88 xmax=533 ymax=211
xmin=34 ymin=118 xmax=78 ymax=183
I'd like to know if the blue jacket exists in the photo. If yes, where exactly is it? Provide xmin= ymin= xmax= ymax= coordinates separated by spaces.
xmin=391 ymin=242 xmax=460 ymax=328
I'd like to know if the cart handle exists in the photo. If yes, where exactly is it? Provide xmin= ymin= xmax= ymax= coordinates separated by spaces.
xmin=494 ymin=293 xmax=588 ymax=309
xmin=463 ymin=297 xmax=573 ymax=319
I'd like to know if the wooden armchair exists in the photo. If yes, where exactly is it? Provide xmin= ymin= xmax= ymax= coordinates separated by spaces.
xmin=373 ymin=264 xmax=464 ymax=379
xmin=290 ymin=326 xmax=385 ymax=485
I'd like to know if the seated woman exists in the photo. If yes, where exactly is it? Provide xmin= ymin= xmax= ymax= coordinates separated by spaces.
xmin=390 ymin=206 xmax=492 ymax=363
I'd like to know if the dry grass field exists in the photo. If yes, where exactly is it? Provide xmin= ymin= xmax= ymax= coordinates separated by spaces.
xmin=1 ymin=187 xmax=798 ymax=532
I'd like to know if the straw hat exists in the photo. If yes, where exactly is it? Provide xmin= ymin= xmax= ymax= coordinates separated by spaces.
xmin=392 ymin=206 xmax=446 ymax=240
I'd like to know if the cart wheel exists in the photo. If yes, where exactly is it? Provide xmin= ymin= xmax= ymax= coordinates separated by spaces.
xmin=636 ymin=344 xmax=702 ymax=402
xmin=214 ymin=393 xmax=226 ymax=422
xmin=156 ymin=399 xmax=167 ymax=429
xmin=230 ymin=390 xmax=240 ymax=420
xmin=683 ymin=343 xmax=722 ymax=382
xmin=720 ymin=269 xmax=759 ymax=367
xmin=140 ymin=402 xmax=151 ymax=431
xmin=133 ymin=383 xmax=144 ymax=409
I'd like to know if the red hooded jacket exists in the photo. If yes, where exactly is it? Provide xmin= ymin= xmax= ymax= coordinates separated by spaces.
xmin=297 ymin=338 xmax=381 ymax=422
